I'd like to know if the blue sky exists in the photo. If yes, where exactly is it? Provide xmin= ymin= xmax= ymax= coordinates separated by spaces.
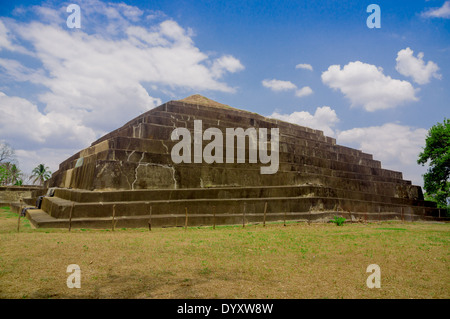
xmin=0 ymin=0 xmax=449 ymax=186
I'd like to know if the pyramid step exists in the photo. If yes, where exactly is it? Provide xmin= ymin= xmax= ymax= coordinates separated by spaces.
xmin=30 ymin=195 xmax=443 ymax=229
xmin=67 ymin=159 xmax=415 ymax=196
xmin=62 ymin=131 xmax=394 ymax=179
xmin=50 ymin=185 xmax=434 ymax=211
xmin=59 ymin=147 xmax=403 ymax=185
xmin=40 ymin=192 xmax=438 ymax=220
xmin=93 ymin=101 xmax=336 ymax=146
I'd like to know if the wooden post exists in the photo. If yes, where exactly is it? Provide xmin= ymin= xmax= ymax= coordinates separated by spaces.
xmin=68 ymin=203 xmax=74 ymax=232
xmin=184 ymin=207 xmax=188 ymax=231
xmin=17 ymin=199 xmax=24 ymax=232
xmin=148 ymin=204 xmax=152 ymax=231
xmin=284 ymin=211 xmax=286 ymax=227
xmin=401 ymin=207 xmax=404 ymax=222
xmin=17 ymin=212 xmax=21 ymax=233
xmin=112 ymin=204 xmax=116 ymax=231
xmin=213 ymin=205 xmax=216 ymax=230
xmin=243 ymin=202 xmax=246 ymax=228
xmin=378 ymin=206 xmax=381 ymax=221
xmin=263 ymin=202 xmax=267 ymax=227
xmin=19 ymin=199 xmax=23 ymax=215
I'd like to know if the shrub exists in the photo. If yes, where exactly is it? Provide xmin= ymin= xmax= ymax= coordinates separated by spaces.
xmin=331 ymin=215 xmax=346 ymax=226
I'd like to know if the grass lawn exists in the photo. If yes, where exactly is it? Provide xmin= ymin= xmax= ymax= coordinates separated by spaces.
xmin=0 ymin=206 xmax=448 ymax=299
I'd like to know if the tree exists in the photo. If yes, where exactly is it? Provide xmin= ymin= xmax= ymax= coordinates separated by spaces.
xmin=417 ymin=118 xmax=450 ymax=211
xmin=9 ymin=164 xmax=22 ymax=185
xmin=0 ymin=165 xmax=10 ymax=186
xmin=0 ymin=143 xmax=25 ymax=186
xmin=0 ymin=142 xmax=15 ymax=164
xmin=31 ymin=164 xmax=52 ymax=186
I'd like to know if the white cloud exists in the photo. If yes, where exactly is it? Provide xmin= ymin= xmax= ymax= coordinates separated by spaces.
xmin=268 ymin=106 xmax=339 ymax=137
xmin=262 ymin=79 xmax=297 ymax=91
xmin=0 ymin=91 xmax=97 ymax=176
xmin=0 ymin=20 xmax=29 ymax=54
xmin=295 ymin=86 xmax=313 ymax=98
xmin=0 ymin=58 xmax=46 ymax=83
xmin=321 ymin=61 xmax=418 ymax=111
xmin=422 ymin=1 xmax=450 ymax=18
xmin=262 ymin=79 xmax=313 ymax=98
xmin=0 ymin=92 xmax=48 ymax=145
xmin=0 ymin=20 xmax=15 ymax=51
xmin=337 ymin=123 xmax=428 ymax=186
xmin=395 ymin=47 xmax=441 ymax=84
xmin=211 ymin=55 xmax=245 ymax=78
xmin=0 ymin=92 xmax=96 ymax=149
xmin=116 ymin=3 xmax=144 ymax=22
xmin=295 ymin=63 xmax=313 ymax=71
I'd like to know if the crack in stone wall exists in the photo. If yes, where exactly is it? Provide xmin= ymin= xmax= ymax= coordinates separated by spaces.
xmin=131 ymin=152 xmax=177 ymax=190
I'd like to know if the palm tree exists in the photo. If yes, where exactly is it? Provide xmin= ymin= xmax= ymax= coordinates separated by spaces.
xmin=9 ymin=164 xmax=22 ymax=185
xmin=31 ymin=164 xmax=52 ymax=186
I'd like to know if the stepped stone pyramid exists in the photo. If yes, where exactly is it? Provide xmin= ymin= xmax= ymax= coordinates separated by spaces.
xmin=25 ymin=95 xmax=443 ymax=228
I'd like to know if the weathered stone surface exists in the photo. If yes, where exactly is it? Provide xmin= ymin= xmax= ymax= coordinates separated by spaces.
xmin=24 ymin=95 xmax=446 ymax=228
xmin=0 ymin=186 xmax=44 ymax=206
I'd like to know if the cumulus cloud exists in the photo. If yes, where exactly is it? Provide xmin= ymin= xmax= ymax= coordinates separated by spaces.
xmin=0 ymin=92 xmax=96 ymax=149
xmin=295 ymin=86 xmax=313 ymax=98
xmin=0 ymin=0 xmax=244 ymax=175
xmin=211 ymin=55 xmax=245 ymax=78
xmin=262 ymin=79 xmax=313 ymax=98
xmin=395 ymin=47 xmax=441 ymax=84
xmin=422 ymin=1 xmax=450 ymax=18
xmin=322 ymin=61 xmax=418 ymax=111
xmin=295 ymin=63 xmax=313 ymax=71
xmin=268 ymin=106 xmax=339 ymax=137
xmin=262 ymin=79 xmax=297 ymax=91
xmin=337 ymin=123 xmax=428 ymax=186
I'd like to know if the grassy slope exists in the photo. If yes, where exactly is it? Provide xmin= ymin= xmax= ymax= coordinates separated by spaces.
xmin=0 ymin=206 xmax=448 ymax=299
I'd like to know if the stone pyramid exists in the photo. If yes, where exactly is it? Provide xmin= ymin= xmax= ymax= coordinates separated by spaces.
xmin=25 ymin=95 xmax=443 ymax=228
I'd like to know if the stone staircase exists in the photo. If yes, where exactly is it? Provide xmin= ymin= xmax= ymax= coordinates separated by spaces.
xmin=24 ymin=96 xmax=446 ymax=228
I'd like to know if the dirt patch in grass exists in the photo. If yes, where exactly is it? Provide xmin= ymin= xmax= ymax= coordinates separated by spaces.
xmin=0 ymin=207 xmax=448 ymax=299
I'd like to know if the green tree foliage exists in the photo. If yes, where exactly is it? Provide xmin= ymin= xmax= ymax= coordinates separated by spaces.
xmin=31 ymin=164 xmax=52 ymax=186
xmin=0 ymin=143 xmax=23 ymax=186
xmin=418 ymin=118 xmax=450 ymax=212
xmin=0 ymin=165 xmax=10 ymax=186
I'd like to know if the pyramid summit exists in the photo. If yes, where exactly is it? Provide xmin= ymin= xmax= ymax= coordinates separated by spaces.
xmin=20 ymin=96 xmax=444 ymax=228
xmin=178 ymin=94 xmax=234 ymax=109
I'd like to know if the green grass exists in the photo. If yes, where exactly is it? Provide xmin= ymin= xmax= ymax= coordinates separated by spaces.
xmin=0 ymin=206 xmax=449 ymax=299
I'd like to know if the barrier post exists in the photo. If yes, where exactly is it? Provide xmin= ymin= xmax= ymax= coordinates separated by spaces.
xmin=243 ymin=202 xmax=246 ymax=228
xmin=263 ymin=202 xmax=267 ymax=227
xmin=68 ymin=203 xmax=74 ymax=232
xmin=148 ymin=204 xmax=152 ymax=231
xmin=213 ymin=205 xmax=216 ymax=230
xmin=112 ymin=204 xmax=116 ymax=231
